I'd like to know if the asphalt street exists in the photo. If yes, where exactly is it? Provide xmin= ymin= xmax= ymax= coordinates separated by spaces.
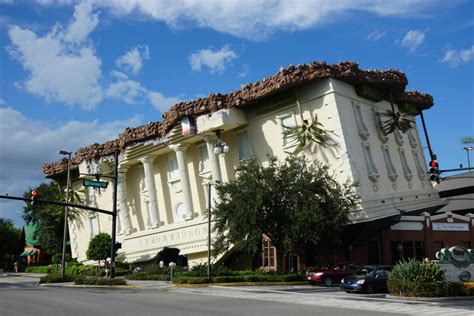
xmin=1 ymin=274 xmax=473 ymax=316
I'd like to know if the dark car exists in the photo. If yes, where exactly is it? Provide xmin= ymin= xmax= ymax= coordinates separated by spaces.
xmin=340 ymin=265 xmax=393 ymax=294
xmin=306 ymin=262 xmax=363 ymax=286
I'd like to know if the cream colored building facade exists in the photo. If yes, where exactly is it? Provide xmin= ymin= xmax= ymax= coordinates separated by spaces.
xmin=66 ymin=77 xmax=444 ymax=267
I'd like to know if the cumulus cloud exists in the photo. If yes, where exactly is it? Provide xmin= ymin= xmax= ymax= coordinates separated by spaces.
xmin=116 ymin=45 xmax=150 ymax=75
xmin=6 ymin=0 xmax=103 ymax=109
xmin=399 ymin=29 xmax=426 ymax=52
xmin=188 ymin=45 xmax=237 ymax=74
xmin=105 ymin=71 xmax=181 ymax=111
xmin=0 ymin=106 xmax=143 ymax=226
xmin=7 ymin=1 xmax=180 ymax=111
xmin=440 ymin=45 xmax=474 ymax=67
xmin=32 ymin=0 xmax=454 ymax=40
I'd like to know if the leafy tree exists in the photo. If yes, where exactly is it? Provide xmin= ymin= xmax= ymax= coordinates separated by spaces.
xmin=0 ymin=218 xmax=21 ymax=269
xmin=213 ymin=156 xmax=357 ymax=272
xmin=22 ymin=181 xmax=81 ymax=254
xmin=86 ymin=233 xmax=113 ymax=267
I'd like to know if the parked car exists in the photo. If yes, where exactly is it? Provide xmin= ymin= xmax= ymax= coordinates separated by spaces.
xmin=340 ymin=265 xmax=393 ymax=294
xmin=306 ymin=262 xmax=363 ymax=286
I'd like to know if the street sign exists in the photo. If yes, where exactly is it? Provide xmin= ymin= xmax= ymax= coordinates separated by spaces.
xmin=83 ymin=179 xmax=108 ymax=188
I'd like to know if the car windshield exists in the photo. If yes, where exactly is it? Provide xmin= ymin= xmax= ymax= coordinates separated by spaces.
xmin=355 ymin=267 xmax=374 ymax=276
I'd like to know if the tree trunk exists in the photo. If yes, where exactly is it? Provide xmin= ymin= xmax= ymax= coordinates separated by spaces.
xmin=276 ymin=244 xmax=285 ymax=273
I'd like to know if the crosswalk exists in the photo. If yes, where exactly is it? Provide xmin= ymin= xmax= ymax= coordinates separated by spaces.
xmin=173 ymin=285 xmax=474 ymax=315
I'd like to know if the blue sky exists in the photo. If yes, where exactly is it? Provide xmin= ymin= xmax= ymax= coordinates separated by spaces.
xmin=1 ymin=0 xmax=473 ymax=227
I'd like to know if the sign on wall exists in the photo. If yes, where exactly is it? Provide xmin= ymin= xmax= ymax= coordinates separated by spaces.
xmin=432 ymin=223 xmax=469 ymax=231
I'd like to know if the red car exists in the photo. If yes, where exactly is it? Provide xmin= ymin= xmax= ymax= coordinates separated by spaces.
xmin=306 ymin=262 xmax=363 ymax=286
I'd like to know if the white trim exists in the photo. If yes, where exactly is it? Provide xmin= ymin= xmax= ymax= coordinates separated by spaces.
xmin=352 ymin=101 xmax=370 ymax=140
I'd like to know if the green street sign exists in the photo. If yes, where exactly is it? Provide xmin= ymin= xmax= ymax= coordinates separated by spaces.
xmin=83 ymin=179 xmax=108 ymax=189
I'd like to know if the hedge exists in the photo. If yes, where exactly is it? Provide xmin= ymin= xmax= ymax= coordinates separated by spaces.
xmin=74 ymin=276 xmax=127 ymax=286
xmin=39 ymin=273 xmax=75 ymax=284
xmin=173 ymin=273 xmax=303 ymax=284
xmin=388 ymin=280 xmax=474 ymax=297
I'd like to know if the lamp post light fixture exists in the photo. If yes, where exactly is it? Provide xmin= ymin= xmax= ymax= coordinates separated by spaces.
xmin=213 ymin=130 xmax=229 ymax=155
xmin=463 ymin=146 xmax=473 ymax=173
xmin=58 ymin=150 xmax=72 ymax=279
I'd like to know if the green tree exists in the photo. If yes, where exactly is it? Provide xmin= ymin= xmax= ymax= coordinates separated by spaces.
xmin=22 ymin=181 xmax=81 ymax=254
xmin=0 ymin=218 xmax=21 ymax=269
xmin=212 ymin=156 xmax=357 ymax=272
xmin=86 ymin=233 xmax=113 ymax=267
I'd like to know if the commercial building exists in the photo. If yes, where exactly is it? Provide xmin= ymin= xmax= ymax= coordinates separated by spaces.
xmin=43 ymin=61 xmax=449 ymax=268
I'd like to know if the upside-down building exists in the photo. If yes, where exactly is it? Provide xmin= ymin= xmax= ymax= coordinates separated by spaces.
xmin=44 ymin=61 xmax=455 ymax=269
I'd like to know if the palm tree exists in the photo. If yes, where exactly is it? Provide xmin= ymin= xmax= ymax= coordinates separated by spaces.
xmin=283 ymin=92 xmax=333 ymax=154
xmin=380 ymin=91 xmax=414 ymax=135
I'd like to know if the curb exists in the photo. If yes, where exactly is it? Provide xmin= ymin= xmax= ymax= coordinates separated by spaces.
xmin=40 ymin=283 xmax=137 ymax=289
xmin=386 ymin=295 xmax=474 ymax=302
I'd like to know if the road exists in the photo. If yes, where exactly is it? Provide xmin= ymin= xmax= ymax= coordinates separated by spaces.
xmin=1 ymin=274 xmax=473 ymax=316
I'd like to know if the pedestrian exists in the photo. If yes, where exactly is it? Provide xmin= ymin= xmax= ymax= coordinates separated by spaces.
xmin=104 ymin=260 xmax=110 ymax=277
xmin=159 ymin=260 xmax=164 ymax=268
xmin=14 ymin=261 xmax=18 ymax=273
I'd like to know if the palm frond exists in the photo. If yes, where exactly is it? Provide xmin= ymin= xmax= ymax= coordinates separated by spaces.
xmin=381 ymin=110 xmax=414 ymax=135
xmin=283 ymin=115 xmax=333 ymax=154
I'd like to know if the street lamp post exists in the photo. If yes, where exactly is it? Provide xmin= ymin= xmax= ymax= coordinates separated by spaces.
xmin=207 ymin=130 xmax=229 ymax=280
xmin=59 ymin=150 xmax=72 ymax=279
xmin=464 ymin=146 xmax=473 ymax=173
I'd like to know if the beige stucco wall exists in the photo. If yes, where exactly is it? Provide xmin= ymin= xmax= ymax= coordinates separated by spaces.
xmin=68 ymin=78 xmax=444 ymax=266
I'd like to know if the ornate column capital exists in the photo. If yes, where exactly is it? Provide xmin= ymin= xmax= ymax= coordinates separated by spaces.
xmin=138 ymin=156 xmax=156 ymax=165
xmin=169 ymin=143 xmax=189 ymax=152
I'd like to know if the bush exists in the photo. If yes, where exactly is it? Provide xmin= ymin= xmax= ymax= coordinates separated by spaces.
xmin=126 ymin=272 xmax=170 ymax=281
xmin=74 ymin=276 xmax=126 ymax=286
xmin=26 ymin=265 xmax=55 ymax=274
xmin=173 ymin=273 xmax=303 ymax=284
xmin=388 ymin=259 xmax=449 ymax=297
xmin=51 ymin=253 xmax=72 ymax=264
xmin=187 ymin=264 xmax=235 ymax=277
xmin=39 ymin=273 xmax=75 ymax=284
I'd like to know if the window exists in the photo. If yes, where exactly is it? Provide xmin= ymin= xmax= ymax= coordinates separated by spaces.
xmin=382 ymin=145 xmax=397 ymax=181
xmin=168 ymin=153 xmax=179 ymax=179
xmin=236 ymin=130 xmax=253 ymax=160
xmin=278 ymin=113 xmax=297 ymax=147
xmin=414 ymin=241 xmax=425 ymax=260
xmin=391 ymin=241 xmax=402 ymax=265
xmin=394 ymin=130 xmax=404 ymax=146
xmin=262 ymin=239 xmax=276 ymax=271
xmin=198 ymin=145 xmax=210 ymax=173
xmin=90 ymin=216 xmax=99 ymax=237
xmin=373 ymin=109 xmax=388 ymax=143
xmin=399 ymin=148 xmax=413 ymax=180
xmin=362 ymin=143 xmax=379 ymax=182
xmin=352 ymin=101 xmax=369 ymax=139
xmin=413 ymin=150 xmax=426 ymax=180
xmin=407 ymin=129 xmax=417 ymax=148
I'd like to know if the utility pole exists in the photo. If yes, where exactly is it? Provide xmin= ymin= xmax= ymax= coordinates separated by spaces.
xmin=59 ymin=150 xmax=72 ymax=280
xmin=207 ymin=181 xmax=212 ymax=281
xmin=419 ymin=111 xmax=435 ymax=159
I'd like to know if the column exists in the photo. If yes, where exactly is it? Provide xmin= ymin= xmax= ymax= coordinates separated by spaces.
xmin=117 ymin=168 xmax=133 ymax=234
xmin=139 ymin=156 xmax=160 ymax=228
xmin=204 ymin=135 xmax=222 ymax=206
xmin=170 ymin=144 xmax=194 ymax=220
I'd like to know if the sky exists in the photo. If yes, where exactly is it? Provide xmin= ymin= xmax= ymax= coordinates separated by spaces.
xmin=1 ymin=0 xmax=473 ymax=227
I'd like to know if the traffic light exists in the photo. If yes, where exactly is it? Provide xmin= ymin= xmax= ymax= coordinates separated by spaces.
xmin=429 ymin=160 xmax=440 ymax=183
xmin=115 ymin=242 xmax=122 ymax=250
xmin=30 ymin=190 xmax=38 ymax=207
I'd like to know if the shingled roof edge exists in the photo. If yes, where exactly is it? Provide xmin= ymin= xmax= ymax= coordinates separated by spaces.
xmin=42 ymin=60 xmax=434 ymax=178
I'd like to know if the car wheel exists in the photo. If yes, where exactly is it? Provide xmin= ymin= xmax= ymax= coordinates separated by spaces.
xmin=367 ymin=284 xmax=375 ymax=294
xmin=323 ymin=277 xmax=333 ymax=287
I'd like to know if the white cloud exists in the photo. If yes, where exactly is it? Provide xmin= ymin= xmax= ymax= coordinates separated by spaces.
xmin=400 ymin=29 xmax=426 ymax=52
xmin=40 ymin=0 xmax=452 ymax=40
xmin=116 ymin=45 xmax=150 ymax=75
xmin=0 ymin=106 xmax=143 ymax=226
xmin=0 ymin=98 xmax=6 ymax=105
xmin=440 ymin=45 xmax=474 ymax=67
xmin=106 ymin=71 xmax=181 ymax=111
xmin=367 ymin=30 xmax=387 ymax=41
xmin=188 ymin=45 xmax=237 ymax=74
xmin=64 ymin=0 xmax=99 ymax=43
xmin=6 ymin=1 xmax=103 ymax=109
xmin=148 ymin=91 xmax=182 ymax=112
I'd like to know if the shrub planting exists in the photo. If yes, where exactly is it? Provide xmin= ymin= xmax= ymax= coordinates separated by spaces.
xmin=39 ymin=273 xmax=75 ymax=284
xmin=74 ymin=276 xmax=126 ymax=286
xmin=388 ymin=259 xmax=449 ymax=297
